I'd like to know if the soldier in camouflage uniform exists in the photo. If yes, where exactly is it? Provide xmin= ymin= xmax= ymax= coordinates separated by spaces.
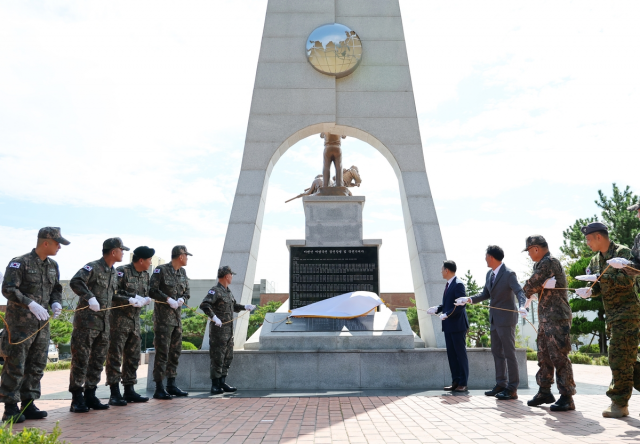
xmin=200 ymin=266 xmax=255 ymax=395
xmin=68 ymin=237 xmax=129 ymax=413
xmin=521 ymin=235 xmax=576 ymax=411
xmin=575 ymin=222 xmax=640 ymax=418
xmin=149 ymin=245 xmax=191 ymax=399
xmin=0 ymin=227 xmax=68 ymax=423
xmin=105 ymin=246 xmax=155 ymax=406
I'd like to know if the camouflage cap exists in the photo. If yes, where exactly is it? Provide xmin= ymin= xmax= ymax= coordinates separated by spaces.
xmin=522 ymin=235 xmax=547 ymax=252
xmin=103 ymin=237 xmax=130 ymax=251
xmin=628 ymin=201 xmax=640 ymax=212
xmin=217 ymin=265 xmax=236 ymax=279
xmin=171 ymin=245 xmax=192 ymax=257
xmin=38 ymin=227 xmax=70 ymax=245
xmin=581 ymin=221 xmax=608 ymax=236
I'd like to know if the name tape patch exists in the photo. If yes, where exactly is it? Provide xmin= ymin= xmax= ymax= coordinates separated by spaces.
xmin=9 ymin=262 xmax=20 ymax=269
xmin=154 ymin=268 xmax=161 ymax=274
xmin=117 ymin=271 xmax=124 ymax=277
xmin=208 ymin=290 xmax=216 ymax=295
xmin=83 ymin=265 xmax=93 ymax=272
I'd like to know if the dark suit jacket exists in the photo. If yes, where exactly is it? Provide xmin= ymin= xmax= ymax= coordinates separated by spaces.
xmin=436 ymin=276 xmax=469 ymax=333
xmin=470 ymin=264 xmax=525 ymax=328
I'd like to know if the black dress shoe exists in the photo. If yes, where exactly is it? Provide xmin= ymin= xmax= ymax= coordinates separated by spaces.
xmin=444 ymin=382 xmax=459 ymax=391
xmin=220 ymin=377 xmax=237 ymax=393
xmin=495 ymin=389 xmax=518 ymax=400
xmin=485 ymin=385 xmax=505 ymax=396
xmin=550 ymin=395 xmax=575 ymax=411
xmin=527 ymin=391 xmax=555 ymax=406
xmin=166 ymin=378 xmax=189 ymax=397
xmin=454 ymin=386 xmax=468 ymax=392
xmin=21 ymin=400 xmax=47 ymax=419
xmin=153 ymin=381 xmax=173 ymax=400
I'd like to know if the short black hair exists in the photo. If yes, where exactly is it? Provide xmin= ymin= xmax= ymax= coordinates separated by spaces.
xmin=442 ymin=260 xmax=457 ymax=273
xmin=486 ymin=245 xmax=505 ymax=261
xmin=171 ymin=254 xmax=181 ymax=259
xmin=592 ymin=230 xmax=609 ymax=239
xmin=102 ymin=248 xmax=112 ymax=255
xmin=132 ymin=254 xmax=140 ymax=263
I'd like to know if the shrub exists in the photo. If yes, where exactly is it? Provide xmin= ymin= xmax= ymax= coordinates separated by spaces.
xmin=247 ymin=301 xmax=283 ymax=338
xmin=569 ymin=352 xmax=593 ymax=365
xmin=526 ymin=351 xmax=538 ymax=361
xmin=578 ymin=344 xmax=600 ymax=354
xmin=181 ymin=341 xmax=197 ymax=350
xmin=593 ymin=356 xmax=609 ymax=366
xmin=0 ymin=421 xmax=67 ymax=443
xmin=45 ymin=360 xmax=71 ymax=372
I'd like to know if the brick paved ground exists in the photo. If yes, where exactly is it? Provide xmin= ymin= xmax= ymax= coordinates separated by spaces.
xmin=9 ymin=362 xmax=640 ymax=443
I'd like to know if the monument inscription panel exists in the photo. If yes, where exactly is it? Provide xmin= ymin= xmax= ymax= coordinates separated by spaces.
xmin=289 ymin=246 xmax=379 ymax=309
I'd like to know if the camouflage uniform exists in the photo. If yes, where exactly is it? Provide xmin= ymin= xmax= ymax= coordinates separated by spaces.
xmin=523 ymin=252 xmax=575 ymax=396
xmin=588 ymin=241 xmax=640 ymax=407
xmin=149 ymin=264 xmax=190 ymax=381
xmin=105 ymin=263 xmax=148 ymax=386
xmin=0 ymin=250 xmax=62 ymax=403
xmin=199 ymin=283 xmax=245 ymax=379
xmin=69 ymin=258 xmax=118 ymax=391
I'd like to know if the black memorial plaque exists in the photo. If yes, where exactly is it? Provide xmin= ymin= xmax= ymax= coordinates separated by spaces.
xmin=289 ymin=246 xmax=379 ymax=310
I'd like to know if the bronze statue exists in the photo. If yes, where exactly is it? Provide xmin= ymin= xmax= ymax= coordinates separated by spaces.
xmin=285 ymin=174 xmax=334 ymax=203
xmin=334 ymin=166 xmax=361 ymax=188
xmin=320 ymin=132 xmax=346 ymax=192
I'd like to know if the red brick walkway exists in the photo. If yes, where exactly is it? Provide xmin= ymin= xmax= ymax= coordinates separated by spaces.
xmin=24 ymin=394 xmax=640 ymax=443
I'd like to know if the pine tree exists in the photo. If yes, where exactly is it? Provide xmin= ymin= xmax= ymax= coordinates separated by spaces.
xmin=461 ymin=270 xmax=490 ymax=347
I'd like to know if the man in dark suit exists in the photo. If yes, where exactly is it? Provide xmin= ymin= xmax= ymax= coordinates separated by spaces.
xmin=456 ymin=245 xmax=526 ymax=400
xmin=428 ymin=260 xmax=469 ymax=392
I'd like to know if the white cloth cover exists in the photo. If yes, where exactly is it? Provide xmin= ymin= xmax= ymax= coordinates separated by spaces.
xmin=290 ymin=291 xmax=384 ymax=319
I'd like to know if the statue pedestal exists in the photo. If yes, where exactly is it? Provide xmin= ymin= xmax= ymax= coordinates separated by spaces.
xmin=303 ymin=195 xmax=365 ymax=247
xmin=317 ymin=186 xmax=350 ymax=196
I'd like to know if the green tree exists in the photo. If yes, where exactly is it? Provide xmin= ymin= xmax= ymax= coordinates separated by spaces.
xmin=49 ymin=319 xmax=73 ymax=346
xmin=562 ymin=184 xmax=639 ymax=353
xmin=461 ymin=270 xmax=490 ymax=347
xmin=406 ymin=299 xmax=419 ymax=336
xmin=247 ymin=301 xmax=283 ymax=338
xmin=181 ymin=307 xmax=207 ymax=349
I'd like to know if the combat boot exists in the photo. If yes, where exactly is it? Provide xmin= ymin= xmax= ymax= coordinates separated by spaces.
xmin=153 ymin=381 xmax=172 ymax=400
xmin=69 ymin=390 xmax=89 ymax=413
xmin=550 ymin=395 xmax=575 ymax=412
xmin=527 ymin=390 xmax=555 ymax=407
xmin=210 ymin=378 xmax=223 ymax=395
xmin=123 ymin=384 xmax=149 ymax=403
xmin=2 ymin=403 xmax=25 ymax=423
xmin=602 ymin=402 xmax=629 ymax=418
xmin=108 ymin=384 xmax=127 ymax=406
xmin=21 ymin=400 xmax=47 ymax=419
xmin=220 ymin=376 xmax=237 ymax=393
xmin=166 ymin=377 xmax=188 ymax=397
xmin=84 ymin=387 xmax=109 ymax=410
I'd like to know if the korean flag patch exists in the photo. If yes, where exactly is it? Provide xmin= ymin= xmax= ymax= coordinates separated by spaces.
xmin=83 ymin=265 xmax=93 ymax=272
xmin=9 ymin=262 xmax=20 ymax=269
xmin=208 ymin=290 xmax=216 ymax=295
xmin=154 ymin=268 xmax=161 ymax=274
xmin=117 ymin=271 xmax=124 ymax=277
xmin=586 ymin=267 xmax=591 ymax=275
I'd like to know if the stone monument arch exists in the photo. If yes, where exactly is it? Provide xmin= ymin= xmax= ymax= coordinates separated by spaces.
xmin=220 ymin=0 xmax=447 ymax=349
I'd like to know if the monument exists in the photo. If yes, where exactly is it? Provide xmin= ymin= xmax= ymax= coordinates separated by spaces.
xmin=218 ymin=0 xmax=449 ymax=350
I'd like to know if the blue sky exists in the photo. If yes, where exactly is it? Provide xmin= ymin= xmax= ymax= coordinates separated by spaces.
xmin=1 ymin=1 xmax=639 ymax=302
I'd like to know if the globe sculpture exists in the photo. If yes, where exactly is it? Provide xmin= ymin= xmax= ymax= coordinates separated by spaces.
xmin=306 ymin=23 xmax=363 ymax=78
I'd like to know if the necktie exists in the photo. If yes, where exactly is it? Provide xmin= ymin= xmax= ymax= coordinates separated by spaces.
xmin=443 ymin=282 xmax=449 ymax=297
xmin=491 ymin=271 xmax=496 ymax=286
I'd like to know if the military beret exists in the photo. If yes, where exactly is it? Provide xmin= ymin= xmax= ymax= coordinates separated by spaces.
xmin=133 ymin=246 xmax=155 ymax=259
xmin=581 ymin=222 xmax=608 ymax=236
xmin=171 ymin=245 xmax=192 ymax=257
xmin=38 ymin=227 xmax=70 ymax=245
xmin=628 ymin=201 xmax=640 ymax=212
xmin=523 ymin=235 xmax=547 ymax=252
xmin=103 ymin=237 xmax=130 ymax=251
xmin=218 ymin=265 xmax=236 ymax=279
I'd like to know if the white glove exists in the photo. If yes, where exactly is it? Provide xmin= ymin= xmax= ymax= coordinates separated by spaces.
xmin=51 ymin=302 xmax=62 ymax=319
xmin=128 ymin=297 xmax=143 ymax=308
xmin=426 ymin=306 xmax=438 ymax=315
xmin=576 ymin=274 xmax=598 ymax=282
xmin=135 ymin=295 xmax=146 ymax=306
xmin=177 ymin=297 xmax=185 ymax=307
xmin=524 ymin=298 xmax=533 ymax=310
xmin=575 ymin=287 xmax=592 ymax=299
xmin=143 ymin=297 xmax=152 ymax=306
xmin=88 ymin=297 xmax=100 ymax=312
xmin=167 ymin=298 xmax=179 ymax=309
xmin=211 ymin=315 xmax=222 ymax=327
xmin=544 ymin=277 xmax=557 ymax=289
xmin=607 ymin=257 xmax=631 ymax=269
xmin=28 ymin=301 xmax=49 ymax=321
xmin=454 ymin=297 xmax=470 ymax=306
xmin=439 ymin=313 xmax=448 ymax=320
xmin=519 ymin=308 xmax=528 ymax=318
xmin=245 ymin=304 xmax=256 ymax=311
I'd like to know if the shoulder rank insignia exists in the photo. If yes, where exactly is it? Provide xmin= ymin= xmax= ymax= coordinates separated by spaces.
xmin=9 ymin=262 xmax=20 ymax=269
xmin=83 ymin=265 xmax=93 ymax=272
